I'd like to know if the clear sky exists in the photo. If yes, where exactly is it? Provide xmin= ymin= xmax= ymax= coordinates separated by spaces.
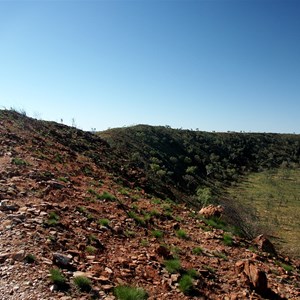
xmin=1 ymin=0 xmax=299 ymax=133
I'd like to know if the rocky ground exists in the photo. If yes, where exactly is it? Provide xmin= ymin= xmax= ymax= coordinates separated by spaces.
xmin=0 ymin=110 xmax=299 ymax=299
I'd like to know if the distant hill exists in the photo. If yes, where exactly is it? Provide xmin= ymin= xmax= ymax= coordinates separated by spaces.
xmin=99 ymin=125 xmax=300 ymax=203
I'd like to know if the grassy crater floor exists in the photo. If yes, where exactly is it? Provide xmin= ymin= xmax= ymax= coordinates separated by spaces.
xmin=227 ymin=167 xmax=300 ymax=258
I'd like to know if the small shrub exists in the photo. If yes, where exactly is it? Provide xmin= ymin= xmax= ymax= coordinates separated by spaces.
xmin=46 ymin=211 xmax=59 ymax=226
xmin=152 ymin=198 xmax=161 ymax=204
xmin=125 ymin=230 xmax=136 ymax=237
xmin=86 ymin=245 xmax=97 ymax=254
xmin=223 ymin=233 xmax=233 ymax=246
xmin=149 ymin=209 xmax=160 ymax=217
xmin=98 ymin=218 xmax=110 ymax=227
xmin=99 ymin=191 xmax=116 ymax=201
xmin=73 ymin=276 xmax=92 ymax=292
xmin=186 ymin=268 xmax=199 ymax=278
xmin=204 ymin=217 xmax=227 ymax=230
xmin=12 ymin=157 xmax=27 ymax=166
xmin=164 ymin=259 xmax=181 ymax=273
xmin=128 ymin=211 xmax=146 ymax=227
xmin=192 ymin=247 xmax=203 ymax=255
xmin=179 ymin=274 xmax=193 ymax=295
xmin=50 ymin=268 xmax=66 ymax=287
xmin=279 ymin=262 xmax=293 ymax=273
xmin=151 ymin=230 xmax=164 ymax=239
xmin=114 ymin=285 xmax=148 ymax=300
xmin=176 ymin=229 xmax=189 ymax=240
xmin=58 ymin=176 xmax=68 ymax=183
xmin=77 ymin=206 xmax=87 ymax=214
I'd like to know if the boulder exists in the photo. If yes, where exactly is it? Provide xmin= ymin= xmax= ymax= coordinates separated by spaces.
xmin=236 ymin=260 xmax=268 ymax=295
xmin=199 ymin=205 xmax=224 ymax=218
xmin=253 ymin=234 xmax=276 ymax=255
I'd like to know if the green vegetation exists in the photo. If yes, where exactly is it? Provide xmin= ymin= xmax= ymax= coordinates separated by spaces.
xmin=186 ymin=268 xmax=199 ymax=278
xmin=227 ymin=168 xmax=300 ymax=257
xmin=192 ymin=247 xmax=203 ymax=255
xmin=151 ymin=230 xmax=164 ymax=239
xmin=58 ymin=176 xmax=68 ymax=183
xmin=99 ymin=191 xmax=116 ymax=201
xmin=278 ymin=262 xmax=294 ymax=273
xmin=114 ymin=285 xmax=148 ymax=300
xmin=85 ymin=245 xmax=97 ymax=254
xmin=176 ymin=229 xmax=189 ymax=240
xmin=223 ymin=233 xmax=233 ymax=246
xmin=163 ymin=259 xmax=181 ymax=273
xmin=46 ymin=211 xmax=60 ymax=226
xmin=50 ymin=268 xmax=66 ymax=288
xmin=179 ymin=274 xmax=194 ymax=295
xmin=128 ymin=211 xmax=146 ymax=227
xmin=12 ymin=157 xmax=28 ymax=166
xmin=99 ymin=125 xmax=300 ymax=208
xmin=98 ymin=218 xmax=110 ymax=227
xmin=73 ymin=275 xmax=92 ymax=292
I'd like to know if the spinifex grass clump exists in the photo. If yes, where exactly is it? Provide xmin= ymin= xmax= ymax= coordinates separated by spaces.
xmin=114 ymin=285 xmax=148 ymax=300
xmin=151 ymin=230 xmax=164 ymax=239
xmin=46 ymin=211 xmax=60 ymax=226
xmin=176 ymin=229 xmax=189 ymax=240
xmin=73 ymin=275 xmax=92 ymax=292
xmin=179 ymin=274 xmax=193 ymax=295
xmin=128 ymin=211 xmax=146 ymax=227
xmin=98 ymin=218 xmax=110 ymax=227
xmin=163 ymin=259 xmax=181 ymax=274
xmin=192 ymin=247 xmax=203 ymax=255
xmin=50 ymin=268 xmax=68 ymax=290
xmin=223 ymin=233 xmax=234 ymax=246
xmin=99 ymin=191 xmax=116 ymax=201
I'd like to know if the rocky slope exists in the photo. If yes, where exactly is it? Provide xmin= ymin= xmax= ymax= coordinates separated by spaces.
xmin=0 ymin=110 xmax=299 ymax=299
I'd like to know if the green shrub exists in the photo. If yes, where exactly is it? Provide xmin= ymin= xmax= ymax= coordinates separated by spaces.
xmin=186 ymin=268 xmax=199 ymax=278
xmin=176 ymin=229 xmax=189 ymax=240
xmin=86 ymin=245 xmax=97 ymax=254
xmin=73 ymin=275 xmax=92 ymax=292
xmin=58 ymin=176 xmax=68 ymax=183
xmin=179 ymin=274 xmax=193 ymax=295
xmin=98 ymin=218 xmax=110 ymax=227
xmin=163 ymin=259 xmax=181 ymax=273
xmin=192 ymin=247 xmax=203 ymax=255
xmin=223 ymin=233 xmax=233 ymax=246
xmin=76 ymin=206 xmax=87 ymax=214
xmin=151 ymin=230 xmax=164 ymax=239
xmin=204 ymin=217 xmax=227 ymax=230
xmin=12 ymin=157 xmax=27 ymax=166
xmin=46 ymin=211 xmax=59 ymax=226
xmin=128 ymin=211 xmax=146 ymax=226
xmin=99 ymin=191 xmax=116 ymax=201
xmin=50 ymin=268 xmax=66 ymax=287
xmin=279 ymin=262 xmax=293 ymax=272
xmin=114 ymin=285 xmax=148 ymax=300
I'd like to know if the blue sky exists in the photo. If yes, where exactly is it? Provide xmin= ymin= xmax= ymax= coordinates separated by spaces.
xmin=1 ymin=0 xmax=299 ymax=133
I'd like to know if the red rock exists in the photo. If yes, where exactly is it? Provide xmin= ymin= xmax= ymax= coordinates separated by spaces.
xmin=199 ymin=205 xmax=224 ymax=218
xmin=236 ymin=260 xmax=268 ymax=295
xmin=253 ymin=234 xmax=276 ymax=255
